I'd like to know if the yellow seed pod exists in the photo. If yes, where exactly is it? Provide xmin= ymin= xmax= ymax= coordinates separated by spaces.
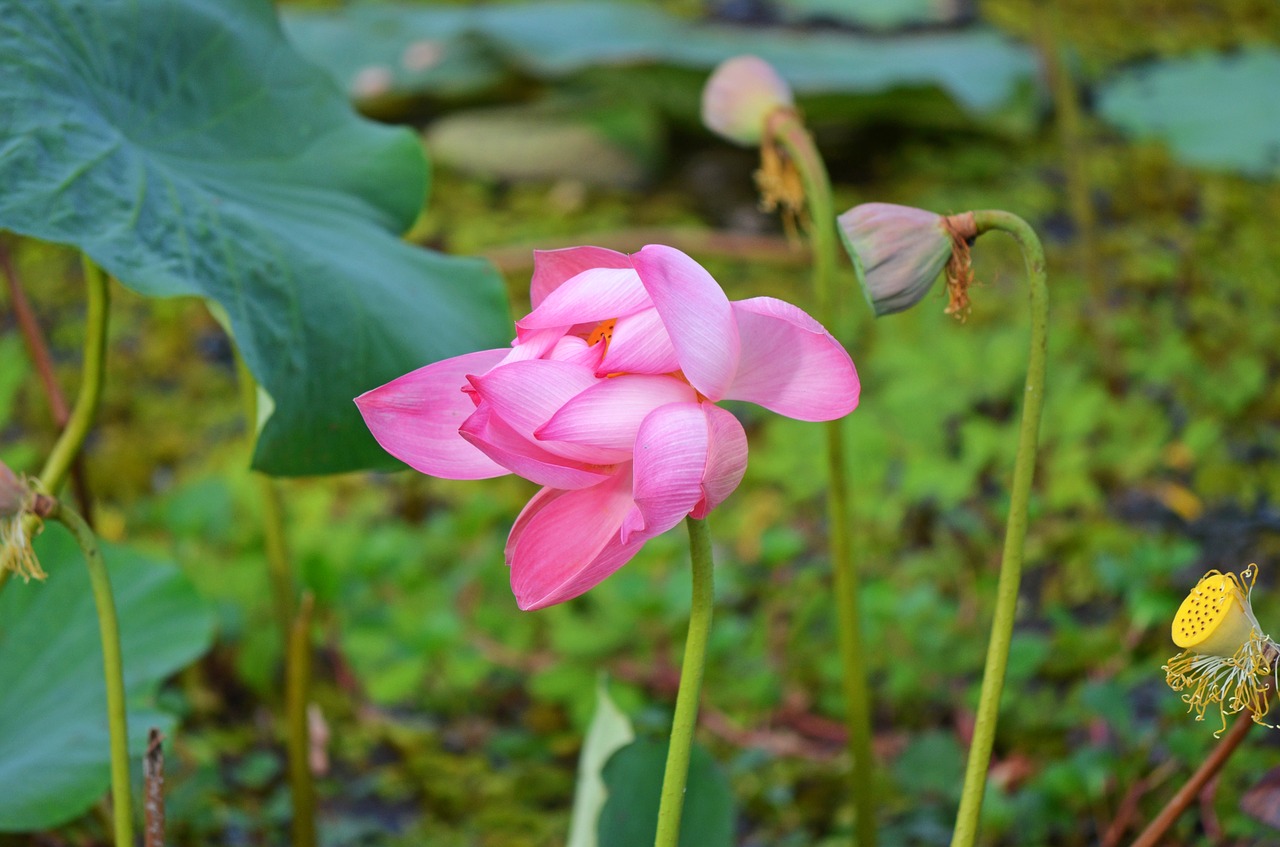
xmin=1172 ymin=570 xmax=1256 ymax=657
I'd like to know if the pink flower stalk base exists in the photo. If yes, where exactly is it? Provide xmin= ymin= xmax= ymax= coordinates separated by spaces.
xmin=357 ymin=245 xmax=859 ymax=609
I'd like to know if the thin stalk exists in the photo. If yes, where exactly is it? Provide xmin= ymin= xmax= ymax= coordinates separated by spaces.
xmin=949 ymin=210 xmax=1049 ymax=847
xmin=2 ymin=255 xmax=110 ymax=596
xmin=1129 ymin=710 xmax=1256 ymax=847
xmin=286 ymin=593 xmax=317 ymax=847
xmin=233 ymin=353 xmax=295 ymax=645
xmin=39 ymin=255 xmax=109 ymax=494
xmin=770 ymin=109 xmax=877 ymax=847
xmin=1 ymin=242 xmax=93 ymax=519
xmin=653 ymin=517 xmax=716 ymax=847
xmin=40 ymin=498 xmax=133 ymax=846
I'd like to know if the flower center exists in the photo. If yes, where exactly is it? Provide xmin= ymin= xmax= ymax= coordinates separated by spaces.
xmin=586 ymin=318 xmax=617 ymax=351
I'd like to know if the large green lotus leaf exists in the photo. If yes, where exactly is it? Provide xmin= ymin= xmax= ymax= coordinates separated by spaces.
xmin=282 ymin=2 xmax=1036 ymax=118
xmin=1097 ymin=48 xmax=1280 ymax=178
xmin=0 ymin=0 xmax=510 ymax=475
xmin=0 ymin=525 xmax=215 ymax=830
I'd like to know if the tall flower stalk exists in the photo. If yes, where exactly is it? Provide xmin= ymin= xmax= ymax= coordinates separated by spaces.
xmin=703 ymin=55 xmax=878 ymax=846
xmin=653 ymin=516 xmax=715 ymax=847
xmin=838 ymin=205 xmax=1049 ymax=847
xmin=30 ymin=494 xmax=133 ymax=846
xmin=945 ymin=211 xmax=1049 ymax=847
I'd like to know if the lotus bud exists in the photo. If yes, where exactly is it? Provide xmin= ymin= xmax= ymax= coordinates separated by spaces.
xmin=837 ymin=202 xmax=960 ymax=317
xmin=0 ymin=461 xmax=44 ymax=581
xmin=1164 ymin=565 xmax=1278 ymax=734
xmin=701 ymin=55 xmax=794 ymax=147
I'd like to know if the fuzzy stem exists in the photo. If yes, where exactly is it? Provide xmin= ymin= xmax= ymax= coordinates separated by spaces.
xmin=653 ymin=517 xmax=715 ymax=847
xmin=287 ymin=593 xmax=317 ymax=847
xmin=948 ymin=210 xmax=1050 ymax=847
xmin=45 ymin=499 xmax=133 ymax=847
xmin=769 ymin=109 xmax=877 ymax=847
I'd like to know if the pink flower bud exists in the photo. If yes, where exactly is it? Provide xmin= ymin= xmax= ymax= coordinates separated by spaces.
xmin=837 ymin=203 xmax=953 ymax=317
xmin=701 ymin=55 xmax=794 ymax=147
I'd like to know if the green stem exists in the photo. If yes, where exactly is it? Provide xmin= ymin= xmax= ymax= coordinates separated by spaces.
xmin=771 ymin=110 xmax=877 ymax=847
xmin=233 ymin=353 xmax=295 ymax=646
xmin=1 ymin=256 xmax=111 ymax=597
xmin=39 ymin=255 xmax=109 ymax=494
xmin=653 ymin=517 xmax=715 ymax=847
xmin=949 ymin=210 xmax=1049 ymax=847
xmin=286 ymin=593 xmax=317 ymax=847
xmin=44 ymin=499 xmax=133 ymax=847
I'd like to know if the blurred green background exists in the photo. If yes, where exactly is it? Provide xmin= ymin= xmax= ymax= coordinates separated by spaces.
xmin=2 ymin=0 xmax=1279 ymax=844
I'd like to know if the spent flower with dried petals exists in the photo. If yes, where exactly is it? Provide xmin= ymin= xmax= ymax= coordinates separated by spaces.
xmin=357 ymin=245 xmax=859 ymax=610
xmin=0 ymin=461 xmax=44 ymax=580
xmin=1164 ymin=564 xmax=1278 ymax=735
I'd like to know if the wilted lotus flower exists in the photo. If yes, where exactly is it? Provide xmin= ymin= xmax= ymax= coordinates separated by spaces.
xmin=701 ymin=55 xmax=794 ymax=147
xmin=837 ymin=203 xmax=977 ymax=318
xmin=1164 ymin=565 xmax=1278 ymax=735
xmin=0 ymin=461 xmax=42 ymax=580
xmin=357 ymin=245 xmax=859 ymax=610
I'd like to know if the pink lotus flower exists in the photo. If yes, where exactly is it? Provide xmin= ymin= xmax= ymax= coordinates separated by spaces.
xmin=356 ymin=245 xmax=859 ymax=610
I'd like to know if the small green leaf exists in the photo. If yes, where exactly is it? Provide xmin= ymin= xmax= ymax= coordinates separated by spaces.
xmin=0 ymin=524 xmax=215 ymax=830
xmin=0 ymin=0 xmax=511 ymax=475
xmin=567 ymin=676 xmax=636 ymax=847
xmin=597 ymin=737 xmax=734 ymax=847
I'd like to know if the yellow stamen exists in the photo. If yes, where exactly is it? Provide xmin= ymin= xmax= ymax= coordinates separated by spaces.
xmin=586 ymin=319 xmax=617 ymax=351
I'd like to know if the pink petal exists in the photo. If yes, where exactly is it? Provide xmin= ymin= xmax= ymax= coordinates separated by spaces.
xmin=691 ymin=404 xmax=748 ymax=518
xmin=460 ymin=402 xmax=614 ymax=489
xmin=596 ymin=307 xmax=681 ymax=376
xmin=355 ymin=349 xmax=510 ymax=479
xmin=499 ymin=327 xmax=563 ymax=365
xmin=516 ymin=267 xmax=651 ymax=333
xmin=467 ymin=359 xmax=623 ymax=465
xmin=530 ymin=246 xmax=633 ymax=310
xmin=631 ymin=245 xmax=740 ymax=400
xmin=537 ymin=375 xmax=698 ymax=453
xmin=724 ymin=297 xmax=860 ymax=421
xmin=625 ymin=402 xmax=719 ymax=542
xmin=507 ymin=469 xmax=645 ymax=610
xmin=549 ymin=335 xmax=607 ymax=370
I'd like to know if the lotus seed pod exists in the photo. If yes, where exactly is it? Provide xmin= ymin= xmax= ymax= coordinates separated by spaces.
xmin=1172 ymin=571 xmax=1257 ymax=657
xmin=837 ymin=203 xmax=953 ymax=317
xmin=701 ymin=55 xmax=794 ymax=147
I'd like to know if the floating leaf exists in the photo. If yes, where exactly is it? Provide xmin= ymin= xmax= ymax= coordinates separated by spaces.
xmin=1097 ymin=48 xmax=1280 ymax=177
xmin=0 ymin=0 xmax=510 ymax=475
xmin=282 ymin=2 xmax=1037 ymax=119
xmin=567 ymin=676 xmax=636 ymax=847
xmin=597 ymin=737 xmax=734 ymax=847
xmin=0 ymin=525 xmax=215 ymax=830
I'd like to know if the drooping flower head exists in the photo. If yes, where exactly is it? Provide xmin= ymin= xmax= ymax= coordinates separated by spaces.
xmin=836 ymin=203 xmax=978 ymax=319
xmin=701 ymin=55 xmax=795 ymax=148
xmin=1164 ymin=564 xmax=1278 ymax=735
xmin=0 ymin=461 xmax=43 ymax=581
xmin=357 ymin=245 xmax=858 ymax=610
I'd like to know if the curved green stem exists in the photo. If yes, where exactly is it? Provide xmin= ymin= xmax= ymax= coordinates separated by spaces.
xmin=44 ymin=499 xmax=133 ymax=846
xmin=1 ymin=255 xmax=110 ymax=596
xmin=770 ymin=110 xmax=877 ymax=847
xmin=949 ymin=210 xmax=1049 ymax=847
xmin=39 ymin=255 xmax=109 ymax=494
xmin=653 ymin=517 xmax=715 ymax=847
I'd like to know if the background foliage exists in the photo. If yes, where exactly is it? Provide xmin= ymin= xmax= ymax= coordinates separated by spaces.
xmin=2 ymin=0 xmax=1279 ymax=844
